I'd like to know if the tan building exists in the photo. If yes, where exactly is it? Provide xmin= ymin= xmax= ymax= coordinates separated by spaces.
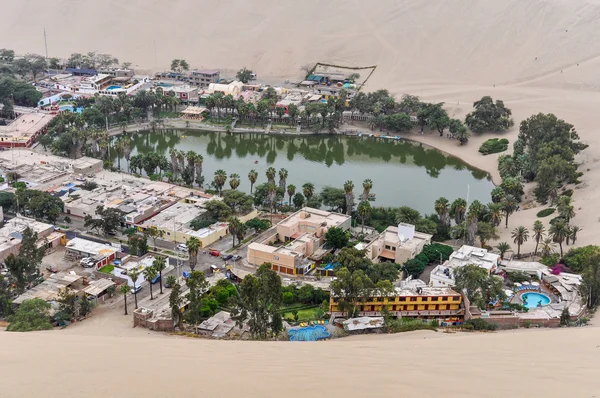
xmin=247 ymin=207 xmax=351 ymax=276
xmin=0 ymin=216 xmax=60 ymax=262
xmin=362 ymin=224 xmax=432 ymax=265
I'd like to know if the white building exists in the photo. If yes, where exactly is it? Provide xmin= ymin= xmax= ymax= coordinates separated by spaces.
xmin=429 ymin=245 xmax=500 ymax=287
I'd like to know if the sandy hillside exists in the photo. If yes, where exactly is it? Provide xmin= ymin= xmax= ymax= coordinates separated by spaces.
xmin=1 ymin=3 xmax=600 ymax=394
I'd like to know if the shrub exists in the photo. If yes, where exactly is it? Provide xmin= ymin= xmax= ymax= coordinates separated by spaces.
xmin=479 ymin=138 xmax=509 ymax=155
xmin=561 ymin=189 xmax=573 ymax=197
xmin=386 ymin=318 xmax=438 ymax=333
xmin=283 ymin=292 xmax=294 ymax=305
xmin=506 ymin=271 xmax=530 ymax=283
xmin=463 ymin=318 xmax=497 ymax=331
xmin=536 ymin=208 xmax=555 ymax=218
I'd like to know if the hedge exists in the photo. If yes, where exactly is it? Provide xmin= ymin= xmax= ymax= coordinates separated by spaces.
xmin=536 ymin=208 xmax=555 ymax=218
xmin=479 ymin=138 xmax=509 ymax=155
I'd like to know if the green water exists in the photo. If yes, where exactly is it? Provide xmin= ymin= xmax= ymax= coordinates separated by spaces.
xmin=112 ymin=129 xmax=494 ymax=213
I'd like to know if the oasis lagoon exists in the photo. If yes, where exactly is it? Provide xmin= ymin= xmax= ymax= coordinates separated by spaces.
xmin=112 ymin=129 xmax=494 ymax=213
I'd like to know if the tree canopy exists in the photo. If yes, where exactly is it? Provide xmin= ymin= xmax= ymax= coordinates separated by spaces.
xmin=465 ymin=96 xmax=513 ymax=133
xmin=7 ymin=298 xmax=53 ymax=332
xmin=454 ymin=264 xmax=504 ymax=309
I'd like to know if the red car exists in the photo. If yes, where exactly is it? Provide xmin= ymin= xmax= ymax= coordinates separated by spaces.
xmin=209 ymin=250 xmax=220 ymax=257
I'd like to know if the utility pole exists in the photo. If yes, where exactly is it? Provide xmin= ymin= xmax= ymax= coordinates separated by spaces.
xmin=43 ymin=28 xmax=49 ymax=59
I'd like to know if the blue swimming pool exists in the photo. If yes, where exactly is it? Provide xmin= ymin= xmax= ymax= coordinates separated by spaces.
xmin=59 ymin=105 xmax=83 ymax=113
xmin=288 ymin=325 xmax=330 ymax=342
xmin=522 ymin=292 xmax=551 ymax=309
xmin=106 ymin=85 xmax=122 ymax=91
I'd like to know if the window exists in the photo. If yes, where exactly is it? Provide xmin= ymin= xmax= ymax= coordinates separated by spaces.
xmin=431 ymin=297 xmax=438 ymax=301
xmin=273 ymin=255 xmax=279 ymax=260
xmin=453 ymin=296 xmax=460 ymax=301
xmin=410 ymin=297 xmax=417 ymax=302
xmin=399 ymin=297 xmax=406 ymax=302
xmin=385 ymin=245 xmax=391 ymax=250
xmin=442 ymin=296 xmax=448 ymax=301
xmin=392 ymin=246 xmax=396 ymax=251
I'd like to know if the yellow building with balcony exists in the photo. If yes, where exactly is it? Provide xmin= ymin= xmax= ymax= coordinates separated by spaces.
xmin=330 ymin=285 xmax=463 ymax=320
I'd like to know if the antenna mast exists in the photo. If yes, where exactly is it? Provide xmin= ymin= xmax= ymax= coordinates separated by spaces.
xmin=44 ymin=28 xmax=49 ymax=59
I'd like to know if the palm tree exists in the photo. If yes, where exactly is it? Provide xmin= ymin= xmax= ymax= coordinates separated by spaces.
xmin=152 ymin=256 xmax=167 ymax=294
xmin=361 ymin=179 xmax=373 ymax=201
xmin=186 ymin=150 xmax=197 ymax=183
xmin=434 ymin=197 xmax=450 ymax=227
xmin=559 ymin=205 xmax=576 ymax=224
xmin=194 ymin=154 xmax=204 ymax=187
xmin=213 ymin=169 xmax=227 ymax=196
xmin=466 ymin=200 xmax=482 ymax=246
xmin=266 ymin=183 xmax=278 ymax=215
xmin=228 ymin=216 xmax=243 ymax=248
xmin=502 ymin=195 xmax=518 ymax=228
xmin=287 ymin=184 xmax=296 ymax=206
xmin=119 ymin=284 xmax=131 ymax=315
xmin=357 ymin=201 xmax=372 ymax=233
xmin=343 ymin=180 xmax=354 ymax=215
xmin=302 ymin=182 xmax=315 ymax=201
xmin=122 ymin=136 xmax=132 ymax=172
xmin=511 ymin=226 xmax=529 ymax=256
xmin=266 ymin=167 xmax=276 ymax=185
xmin=487 ymin=202 xmax=503 ymax=227
xmin=455 ymin=124 xmax=471 ymax=145
xmin=496 ymin=242 xmax=511 ymax=260
xmin=114 ymin=137 xmax=125 ymax=170
xmin=540 ymin=237 xmax=555 ymax=258
xmin=248 ymin=169 xmax=258 ymax=193
xmin=549 ymin=221 xmax=568 ymax=256
xmin=450 ymin=198 xmax=467 ymax=225
xmin=169 ymin=148 xmax=179 ymax=174
xmin=532 ymin=220 xmax=545 ymax=256
xmin=229 ymin=173 xmax=241 ymax=190
xmin=128 ymin=269 xmax=141 ymax=310
xmin=278 ymin=168 xmax=288 ymax=191
xmin=569 ymin=225 xmax=581 ymax=245
xmin=165 ymin=275 xmax=177 ymax=289
xmin=186 ymin=237 xmax=201 ymax=271
xmin=143 ymin=266 xmax=158 ymax=300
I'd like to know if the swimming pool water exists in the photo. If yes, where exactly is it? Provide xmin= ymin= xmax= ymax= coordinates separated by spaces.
xmin=288 ymin=325 xmax=330 ymax=342
xmin=522 ymin=292 xmax=550 ymax=309
xmin=106 ymin=85 xmax=122 ymax=91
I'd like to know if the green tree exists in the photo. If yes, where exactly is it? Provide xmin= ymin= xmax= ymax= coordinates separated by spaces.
xmin=212 ymin=169 xmax=228 ymax=196
xmin=450 ymin=198 xmax=467 ymax=224
xmin=496 ymin=242 xmax=511 ymax=260
xmin=292 ymin=192 xmax=305 ymax=209
xmin=395 ymin=206 xmax=421 ymax=225
xmin=144 ymin=227 xmax=164 ymax=250
xmin=129 ymin=269 xmax=141 ymax=310
xmin=343 ymin=180 xmax=354 ymax=215
xmin=186 ymin=237 xmax=201 ymax=271
xmin=119 ymin=284 xmax=132 ymax=315
xmin=236 ymin=67 xmax=254 ymax=83
xmin=357 ymin=201 xmax=372 ymax=233
xmin=361 ymin=179 xmax=373 ymax=201
xmin=222 ymin=190 xmax=254 ymax=214
xmin=579 ymin=252 xmax=600 ymax=309
xmin=231 ymin=264 xmax=283 ymax=339
xmin=152 ymin=256 xmax=167 ymax=294
xmin=367 ymin=262 xmax=399 ymax=284
xmin=454 ymin=264 xmax=505 ymax=309
xmin=143 ymin=266 xmax=158 ymax=300
xmin=7 ymin=298 xmax=52 ymax=332
xmin=302 ymin=182 xmax=315 ymax=201
xmin=324 ymin=227 xmax=349 ymax=249
xmin=477 ymin=221 xmax=498 ymax=247
xmin=549 ymin=220 xmax=569 ymax=257
xmin=228 ymin=216 xmax=243 ymax=248
xmin=203 ymin=200 xmax=233 ymax=221
xmin=511 ymin=226 xmax=529 ymax=256
xmin=434 ymin=197 xmax=450 ymax=228
xmin=84 ymin=205 xmax=124 ymax=236
xmin=286 ymin=184 xmax=296 ymax=206
xmin=532 ymin=220 xmax=545 ymax=256
xmin=169 ymin=282 xmax=184 ymax=329
xmin=501 ymin=195 xmax=518 ymax=228
xmin=185 ymin=270 xmax=210 ymax=328
xmin=464 ymin=96 xmax=513 ymax=133
xmin=229 ymin=173 xmax=241 ymax=190
xmin=248 ymin=169 xmax=258 ymax=193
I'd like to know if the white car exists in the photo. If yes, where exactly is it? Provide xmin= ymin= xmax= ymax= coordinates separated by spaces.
xmin=176 ymin=243 xmax=188 ymax=252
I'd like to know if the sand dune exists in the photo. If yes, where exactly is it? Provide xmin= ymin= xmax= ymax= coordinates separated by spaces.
xmin=2 ymin=2 xmax=600 ymax=395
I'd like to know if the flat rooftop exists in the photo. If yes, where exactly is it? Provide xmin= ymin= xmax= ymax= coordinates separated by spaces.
xmin=278 ymin=207 xmax=351 ymax=229
xmin=139 ymin=202 xmax=206 ymax=229
xmin=13 ymin=272 xmax=83 ymax=304
xmin=383 ymin=225 xmax=431 ymax=249
xmin=0 ymin=113 xmax=55 ymax=143
xmin=65 ymin=237 xmax=117 ymax=256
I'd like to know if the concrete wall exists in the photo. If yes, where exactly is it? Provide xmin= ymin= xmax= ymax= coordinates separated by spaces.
xmin=133 ymin=308 xmax=175 ymax=331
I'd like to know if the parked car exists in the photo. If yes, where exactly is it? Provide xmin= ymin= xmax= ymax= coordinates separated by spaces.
xmin=45 ymin=264 xmax=59 ymax=273
xmin=209 ymin=249 xmax=220 ymax=257
xmin=231 ymin=255 xmax=242 ymax=262
xmin=131 ymin=285 xmax=142 ymax=294
xmin=80 ymin=257 xmax=96 ymax=268
xmin=151 ymin=275 xmax=161 ymax=284
xmin=176 ymin=243 xmax=188 ymax=252
xmin=222 ymin=254 xmax=233 ymax=261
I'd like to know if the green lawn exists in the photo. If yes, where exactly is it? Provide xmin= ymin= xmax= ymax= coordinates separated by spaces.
xmin=98 ymin=264 xmax=114 ymax=274
xmin=283 ymin=306 xmax=320 ymax=322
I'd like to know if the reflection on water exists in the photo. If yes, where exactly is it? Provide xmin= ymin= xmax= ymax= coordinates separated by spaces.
xmin=112 ymin=130 xmax=493 ymax=213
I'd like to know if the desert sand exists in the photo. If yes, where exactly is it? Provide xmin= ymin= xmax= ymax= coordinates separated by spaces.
xmin=2 ymin=305 xmax=600 ymax=398
xmin=1 ymin=1 xmax=600 ymax=395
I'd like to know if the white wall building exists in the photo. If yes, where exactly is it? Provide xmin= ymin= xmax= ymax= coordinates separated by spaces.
xmin=429 ymin=245 xmax=500 ymax=287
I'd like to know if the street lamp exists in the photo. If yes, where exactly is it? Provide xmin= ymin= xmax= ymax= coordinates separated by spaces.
xmin=434 ymin=249 xmax=443 ymax=265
